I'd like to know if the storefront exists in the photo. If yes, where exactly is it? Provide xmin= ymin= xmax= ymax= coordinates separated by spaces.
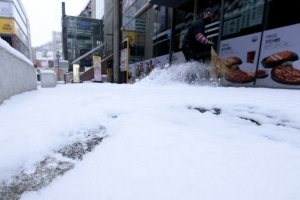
xmin=121 ymin=0 xmax=300 ymax=88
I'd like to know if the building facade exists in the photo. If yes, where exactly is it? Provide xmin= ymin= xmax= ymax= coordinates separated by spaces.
xmin=120 ymin=0 xmax=300 ymax=88
xmin=62 ymin=14 xmax=103 ymax=72
xmin=0 ymin=0 xmax=31 ymax=59
xmin=52 ymin=31 xmax=62 ymax=59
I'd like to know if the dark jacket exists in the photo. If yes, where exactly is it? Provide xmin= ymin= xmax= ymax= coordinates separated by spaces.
xmin=182 ymin=18 xmax=206 ymax=47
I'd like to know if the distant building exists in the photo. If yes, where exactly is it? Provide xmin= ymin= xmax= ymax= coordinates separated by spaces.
xmin=52 ymin=31 xmax=62 ymax=59
xmin=0 ymin=0 xmax=32 ymax=59
xmin=91 ymin=0 xmax=104 ymax=20
xmin=62 ymin=0 xmax=103 ymax=72
xmin=79 ymin=0 xmax=92 ymax=18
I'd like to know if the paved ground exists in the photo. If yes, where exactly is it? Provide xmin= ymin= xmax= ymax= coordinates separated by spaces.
xmin=0 ymin=126 xmax=107 ymax=200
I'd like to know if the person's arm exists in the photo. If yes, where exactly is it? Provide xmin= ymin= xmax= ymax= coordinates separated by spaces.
xmin=195 ymin=33 xmax=210 ymax=44
xmin=193 ymin=20 xmax=212 ymax=44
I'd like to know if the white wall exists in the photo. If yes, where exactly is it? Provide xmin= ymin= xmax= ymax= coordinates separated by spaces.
xmin=0 ymin=39 xmax=37 ymax=105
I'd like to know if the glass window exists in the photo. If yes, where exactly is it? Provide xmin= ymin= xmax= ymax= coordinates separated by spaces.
xmin=12 ymin=4 xmax=27 ymax=36
xmin=123 ymin=3 xmax=136 ymax=30
xmin=167 ymin=7 xmax=172 ymax=28
xmin=12 ymin=0 xmax=26 ymax=23
xmin=64 ymin=16 xmax=103 ymax=65
xmin=264 ymin=0 xmax=300 ymax=30
xmin=159 ymin=6 xmax=166 ymax=31
xmin=15 ymin=36 xmax=29 ymax=58
xmin=14 ymin=20 xmax=28 ymax=47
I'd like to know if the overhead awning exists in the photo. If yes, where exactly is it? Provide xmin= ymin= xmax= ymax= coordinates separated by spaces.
xmin=148 ymin=0 xmax=186 ymax=8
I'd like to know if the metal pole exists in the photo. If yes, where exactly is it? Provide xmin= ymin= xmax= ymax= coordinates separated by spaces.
xmin=193 ymin=0 xmax=198 ymax=22
xmin=58 ymin=55 xmax=60 ymax=81
xmin=168 ymin=8 xmax=176 ymax=64
xmin=216 ymin=0 xmax=225 ymax=54
xmin=56 ymin=53 xmax=60 ymax=81
xmin=113 ymin=0 xmax=120 ymax=83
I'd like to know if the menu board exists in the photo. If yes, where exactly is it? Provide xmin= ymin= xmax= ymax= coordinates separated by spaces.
xmin=256 ymin=23 xmax=300 ymax=88
xmin=219 ymin=32 xmax=262 ymax=86
xmin=223 ymin=0 xmax=264 ymax=36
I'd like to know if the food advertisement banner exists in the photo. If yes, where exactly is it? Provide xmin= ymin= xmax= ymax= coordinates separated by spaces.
xmin=93 ymin=56 xmax=102 ymax=82
xmin=256 ymin=23 xmax=300 ymax=88
xmin=134 ymin=58 xmax=156 ymax=79
xmin=219 ymin=32 xmax=262 ymax=86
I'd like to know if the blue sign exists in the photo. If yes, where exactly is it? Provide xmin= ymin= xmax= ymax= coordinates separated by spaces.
xmin=78 ymin=21 xmax=91 ymax=29
xmin=167 ymin=30 xmax=171 ymax=38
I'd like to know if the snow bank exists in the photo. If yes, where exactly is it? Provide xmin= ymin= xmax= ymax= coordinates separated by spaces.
xmin=0 ymin=37 xmax=33 ymax=66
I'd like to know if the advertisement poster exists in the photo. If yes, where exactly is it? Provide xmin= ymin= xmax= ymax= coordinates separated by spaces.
xmin=93 ymin=56 xmax=102 ymax=82
xmin=120 ymin=48 xmax=128 ymax=72
xmin=154 ymin=54 xmax=169 ymax=69
xmin=128 ymin=63 xmax=136 ymax=83
xmin=256 ymin=23 xmax=300 ymax=88
xmin=73 ymin=64 xmax=80 ymax=83
xmin=32 ymin=50 xmax=36 ymax=66
xmin=219 ymin=32 xmax=262 ymax=86
xmin=133 ymin=52 xmax=186 ymax=80
xmin=54 ymin=58 xmax=59 ymax=67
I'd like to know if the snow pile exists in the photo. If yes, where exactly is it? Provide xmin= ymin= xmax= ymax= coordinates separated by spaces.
xmin=141 ymin=61 xmax=215 ymax=85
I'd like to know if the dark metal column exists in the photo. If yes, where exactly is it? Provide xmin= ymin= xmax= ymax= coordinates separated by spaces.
xmin=216 ymin=0 xmax=225 ymax=53
xmin=113 ymin=0 xmax=120 ymax=83
xmin=168 ymin=8 xmax=176 ymax=64
xmin=62 ymin=2 xmax=68 ymax=60
xmin=193 ymin=0 xmax=198 ymax=22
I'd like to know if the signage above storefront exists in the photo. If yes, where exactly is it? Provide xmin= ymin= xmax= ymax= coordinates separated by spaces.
xmin=0 ymin=18 xmax=15 ymax=34
xmin=78 ymin=20 xmax=91 ymax=29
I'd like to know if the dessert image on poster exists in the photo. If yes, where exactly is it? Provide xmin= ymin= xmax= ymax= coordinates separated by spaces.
xmin=219 ymin=33 xmax=262 ymax=85
xmin=256 ymin=23 xmax=300 ymax=87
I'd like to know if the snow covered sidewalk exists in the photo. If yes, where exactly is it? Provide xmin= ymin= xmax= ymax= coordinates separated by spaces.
xmin=0 ymin=69 xmax=300 ymax=199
